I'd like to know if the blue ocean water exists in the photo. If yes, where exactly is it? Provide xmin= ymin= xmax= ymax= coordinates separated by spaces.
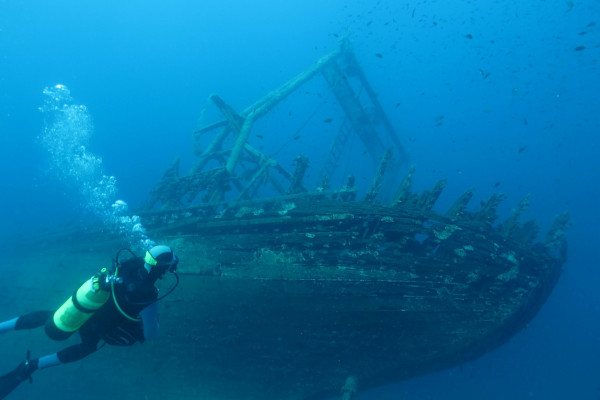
xmin=0 ymin=1 xmax=598 ymax=399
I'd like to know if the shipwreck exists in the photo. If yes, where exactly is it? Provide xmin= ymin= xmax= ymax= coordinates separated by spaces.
xmin=7 ymin=41 xmax=568 ymax=400
xmin=128 ymin=40 xmax=568 ymax=400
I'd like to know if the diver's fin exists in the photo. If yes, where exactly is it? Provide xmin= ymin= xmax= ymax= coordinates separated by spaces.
xmin=0 ymin=352 xmax=37 ymax=399
xmin=0 ymin=368 xmax=25 ymax=399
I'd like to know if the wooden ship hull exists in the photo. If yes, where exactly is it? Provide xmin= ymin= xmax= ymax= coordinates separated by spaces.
xmin=3 ymin=40 xmax=568 ymax=400
xmin=134 ymin=179 xmax=567 ymax=400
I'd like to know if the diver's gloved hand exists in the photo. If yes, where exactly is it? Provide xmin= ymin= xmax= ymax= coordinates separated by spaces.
xmin=13 ymin=357 xmax=38 ymax=383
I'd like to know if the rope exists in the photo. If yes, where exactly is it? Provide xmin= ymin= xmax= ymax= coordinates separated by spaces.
xmin=270 ymin=93 xmax=330 ymax=158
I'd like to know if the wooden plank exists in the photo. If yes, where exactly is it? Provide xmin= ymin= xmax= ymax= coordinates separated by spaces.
xmin=321 ymin=60 xmax=387 ymax=166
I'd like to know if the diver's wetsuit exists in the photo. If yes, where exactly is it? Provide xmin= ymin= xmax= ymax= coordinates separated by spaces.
xmin=12 ymin=257 xmax=159 ymax=363
xmin=0 ymin=247 xmax=176 ymax=400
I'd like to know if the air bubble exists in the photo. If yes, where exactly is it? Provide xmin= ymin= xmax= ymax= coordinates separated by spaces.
xmin=40 ymin=85 xmax=154 ymax=250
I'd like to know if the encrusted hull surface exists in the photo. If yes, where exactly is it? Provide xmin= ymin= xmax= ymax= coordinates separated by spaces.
xmin=128 ymin=195 xmax=566 ymax=400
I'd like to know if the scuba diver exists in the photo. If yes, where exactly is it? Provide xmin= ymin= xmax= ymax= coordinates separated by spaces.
xmin=0 ymin=245 xmax=179 ymax=399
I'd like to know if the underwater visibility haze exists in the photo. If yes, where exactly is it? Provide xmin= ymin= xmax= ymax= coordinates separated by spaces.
xmin=0 ymin=1 xmax=599 ymax=399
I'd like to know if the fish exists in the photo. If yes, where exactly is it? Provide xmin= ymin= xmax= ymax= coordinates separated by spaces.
xmin=375 ymin=53 xmax=383 ymax=58
xmin=493 ymin=182 xmax=501 ymax=188
xmin=575 ymin=46 xmax=586 ymax=51
xmin=518 ymin=146 xmax=526 ymax=153
xmin=323 ymin=118 xmax=333 ymax=123
xmin=566 ymin=1 xmax=574 ymax=12
xmin=587 ymin=22 xmax=596 ymax=27
xmin=256 ymin=135 xmax=264 ymax=139
xmin=435 ymin=115 xmax=444 ymax=122
xmin=294 ymin=135 xmax=301 ymax=140
xmin=465 ymin=34 xmax=473 ymax=39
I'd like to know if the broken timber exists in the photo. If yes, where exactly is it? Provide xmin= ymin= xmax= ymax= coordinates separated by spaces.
xmin=144 ymin=39 xmax=407 ymax=211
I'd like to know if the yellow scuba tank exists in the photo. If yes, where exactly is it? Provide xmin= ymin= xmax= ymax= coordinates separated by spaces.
xmin=45 ymin=268 xmax=111 ymax=341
